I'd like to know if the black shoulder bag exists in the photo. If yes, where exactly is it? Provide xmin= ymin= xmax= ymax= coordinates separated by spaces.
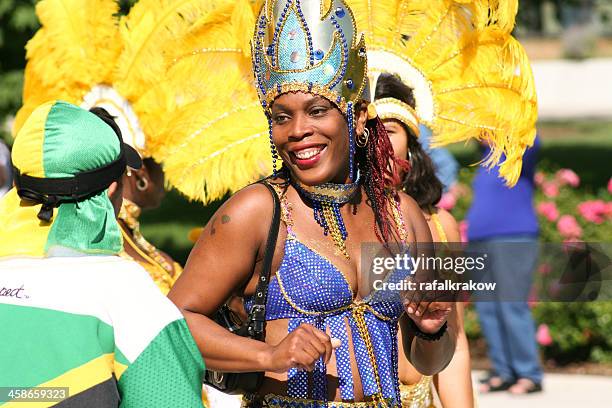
xmin=203 ymin=181 xmax=281 ymax=395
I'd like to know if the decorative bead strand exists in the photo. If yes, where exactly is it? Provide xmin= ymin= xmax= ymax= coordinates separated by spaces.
xmin=313 ymin=200 xmax=329 ymax=236
xmin=388 ymin=191 xmax=408 ymax=244
xmin=267 ymin=115 xmax=279 ymax=177
xmin=347 ymin=101 xmax=356 ymax=181
xmin=322 ymin=202 xmax=349 ymax=259
xmin=332 ymin=202 xmax=348 ymax=241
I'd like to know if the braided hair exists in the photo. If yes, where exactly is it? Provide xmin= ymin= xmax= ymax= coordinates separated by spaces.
xmin=357 ymin=109 xmax=407 ymax=244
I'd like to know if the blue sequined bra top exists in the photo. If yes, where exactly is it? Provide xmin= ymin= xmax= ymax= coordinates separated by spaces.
xmin=244 ymin=185 xmax=411 ymax=405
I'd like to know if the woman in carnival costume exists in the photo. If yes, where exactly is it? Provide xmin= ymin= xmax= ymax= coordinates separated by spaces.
xmin=169 ymin=0 xmax=458 ymax=407
xmin=358 ymin=1 xmax=537 ymax=406
xmin=348 ymin=0 xmax=537 ymax=406
xmin=355 ymin=1 xmax=538 ymax=406
xmin=11 ymin=0 xmax=244 ymax=294
xmin=374 ymin=72 xmax=473 ymax=408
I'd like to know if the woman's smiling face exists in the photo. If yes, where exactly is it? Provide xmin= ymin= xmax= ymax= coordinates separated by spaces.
xmin=270 ymin=92 xmax=350 ymax=185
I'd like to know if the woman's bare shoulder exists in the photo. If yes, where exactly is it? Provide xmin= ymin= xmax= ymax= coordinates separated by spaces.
xmin=435 ymin=208 xmax=461 ymax=242
xmin=212 ymin=181 xmax=279 ymax=227
xmin=395 ymin=190 xmax=432 ymax=243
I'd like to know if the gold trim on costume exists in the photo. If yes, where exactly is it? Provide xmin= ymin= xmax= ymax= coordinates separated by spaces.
xmin=374 ymin=98 xmax=420 ymax=138
xmin=399 ymin=376 xmax=435 ymax=408
xmin=118 ymin=198 xmax=181 ymax=294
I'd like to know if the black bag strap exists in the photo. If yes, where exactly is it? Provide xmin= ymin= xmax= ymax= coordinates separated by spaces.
xmin=246 ymin=180 xmax=281 ymax=339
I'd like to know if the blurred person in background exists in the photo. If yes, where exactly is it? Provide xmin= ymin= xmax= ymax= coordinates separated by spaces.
xmin=0 ymin=139 xmax=12 ymax=197
xmin=85 ymin=107 xmax=182 ymax=295
xmin=13 ymin=0 xmax=199 ymax=295
xmin=467 ymin=136 xmax=543 ymax=395
xmin=375 ymin=73 xmax=474 ymax=408
xmin=114 ymin=145 xmax=182 ymax=294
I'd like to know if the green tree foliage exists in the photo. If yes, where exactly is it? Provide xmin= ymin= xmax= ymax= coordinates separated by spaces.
xmin=0 ymin=0 xmax=136 ymax=143
xmin=0 ymin=0 xmax=38 ymax=142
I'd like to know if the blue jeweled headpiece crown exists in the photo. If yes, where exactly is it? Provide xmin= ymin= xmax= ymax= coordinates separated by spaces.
xmin=252 ymin=0 xmax=368 ymax=115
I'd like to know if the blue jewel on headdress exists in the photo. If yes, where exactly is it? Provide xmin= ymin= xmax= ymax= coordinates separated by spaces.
xmin=345 ymin=79 xmax=354 ymax=90
xmin=254 ymin=1 xmax=354 ymax=107
xmin=335 ymin=7 xmax=346 ymax=18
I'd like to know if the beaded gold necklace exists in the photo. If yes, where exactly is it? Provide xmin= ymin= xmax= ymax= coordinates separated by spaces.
xmin=291 ymin=172 xmax=360 ymax=259
xmin=118 ymin=198 xmax=174 ymax=275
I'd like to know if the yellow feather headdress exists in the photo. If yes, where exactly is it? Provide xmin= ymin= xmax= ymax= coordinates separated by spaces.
xmin=16 ymin=0 xmax=268 ymax=203
xmin=346 ymin=0 xmax=537 ymax=186
xmin=15 ymin=0 xmax=238 ymax=161
xmin=149 ymin=0 xmax=270 ymax=203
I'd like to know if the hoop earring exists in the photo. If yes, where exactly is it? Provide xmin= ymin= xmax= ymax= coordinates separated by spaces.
xmin=136 ymin=177 xmax=149 ymax=192
xmin=356 ymin=128 xmax=370 ymax=148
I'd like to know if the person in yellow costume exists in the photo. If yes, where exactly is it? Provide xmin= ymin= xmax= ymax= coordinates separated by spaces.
xmin=349 ymin=1 xmax=537 ymax=406
xmin=13 ymin=0 xmax=250 ymax=295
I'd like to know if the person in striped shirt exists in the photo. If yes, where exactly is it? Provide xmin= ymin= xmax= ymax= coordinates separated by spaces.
xmin=0 ymin=101 xmax=206 ymax=408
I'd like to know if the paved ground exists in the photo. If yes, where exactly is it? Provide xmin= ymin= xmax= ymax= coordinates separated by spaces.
xmin=472 ymin=370 xmax=612 ymax=407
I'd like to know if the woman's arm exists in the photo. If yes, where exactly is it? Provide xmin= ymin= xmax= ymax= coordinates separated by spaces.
xmin=432 ymin=212 xmax=474 ymax=406
xmin=433 ymin=303 xmax=474 ymax=408
xmin=398 ymin=193 xmax=456 ymax=375
xmin=169 ymin=184 xmax=335 ymax=373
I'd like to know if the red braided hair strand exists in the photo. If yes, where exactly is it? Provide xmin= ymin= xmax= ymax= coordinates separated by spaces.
xmin=360 ymin=116 xmax=409 ymax=244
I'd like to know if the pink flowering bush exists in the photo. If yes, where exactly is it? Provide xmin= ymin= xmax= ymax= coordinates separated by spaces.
xmin=556 ymin=169 xmax=580 ymax=188
xmin=458 ymin=220 xmax=469 ymax=243
xmin=538 ymin=262 xmax=552 ymax=276
xmin=557 ymin=215 xmax=582 ymax=239
xmin=453 ymin=165 xmax=612 ymax=364
xmin=537 ymin=201 xmax=559 ymax=222
xmin=534 ymin=168 xmax=610 ymax=243
xmin=577 ymin=200 xmax=612 ymax=224
xmin=542 ymin=181 xmax=559 ymax=198
xmin=536 ymin=324 xmax=553 ymax=346
xmin=437 ymin=191 xmax=457 ymax=211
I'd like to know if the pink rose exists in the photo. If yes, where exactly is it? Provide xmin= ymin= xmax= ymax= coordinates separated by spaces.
xmin=459 ymin=220 xmax=469 ymax=243
xmin=577 ymin=200 xmax=609 ymax=224
xmin=536 ymin=324 xmax=553 ymax=346
xmin=534 ymin=171 xmax=546 ymax=186
xmin=608 ymin=178 xmax=612 ymax=194
xmin=437 ymin=192 xmax=457 ymax=211
xmin=556 ymin=169 xmax=580 ymax=188
xmin=542 ymin=181 xmax=559 ymax=198
xmin=537 ymin=201 xmax=559 ymax=222
xmin=557 ymin=215 xmax=582 ymax=239
xmin=538 ymin=263 xmax=552 ymax=276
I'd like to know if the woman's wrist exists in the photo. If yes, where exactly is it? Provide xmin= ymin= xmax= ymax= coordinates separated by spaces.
xmin=410 ymin=327 xmax=455 ymax=375
xmin=409 ymin=317 xmax=448 ymax=339
xmin=255 ymin=342 xmax=275 ymax=372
